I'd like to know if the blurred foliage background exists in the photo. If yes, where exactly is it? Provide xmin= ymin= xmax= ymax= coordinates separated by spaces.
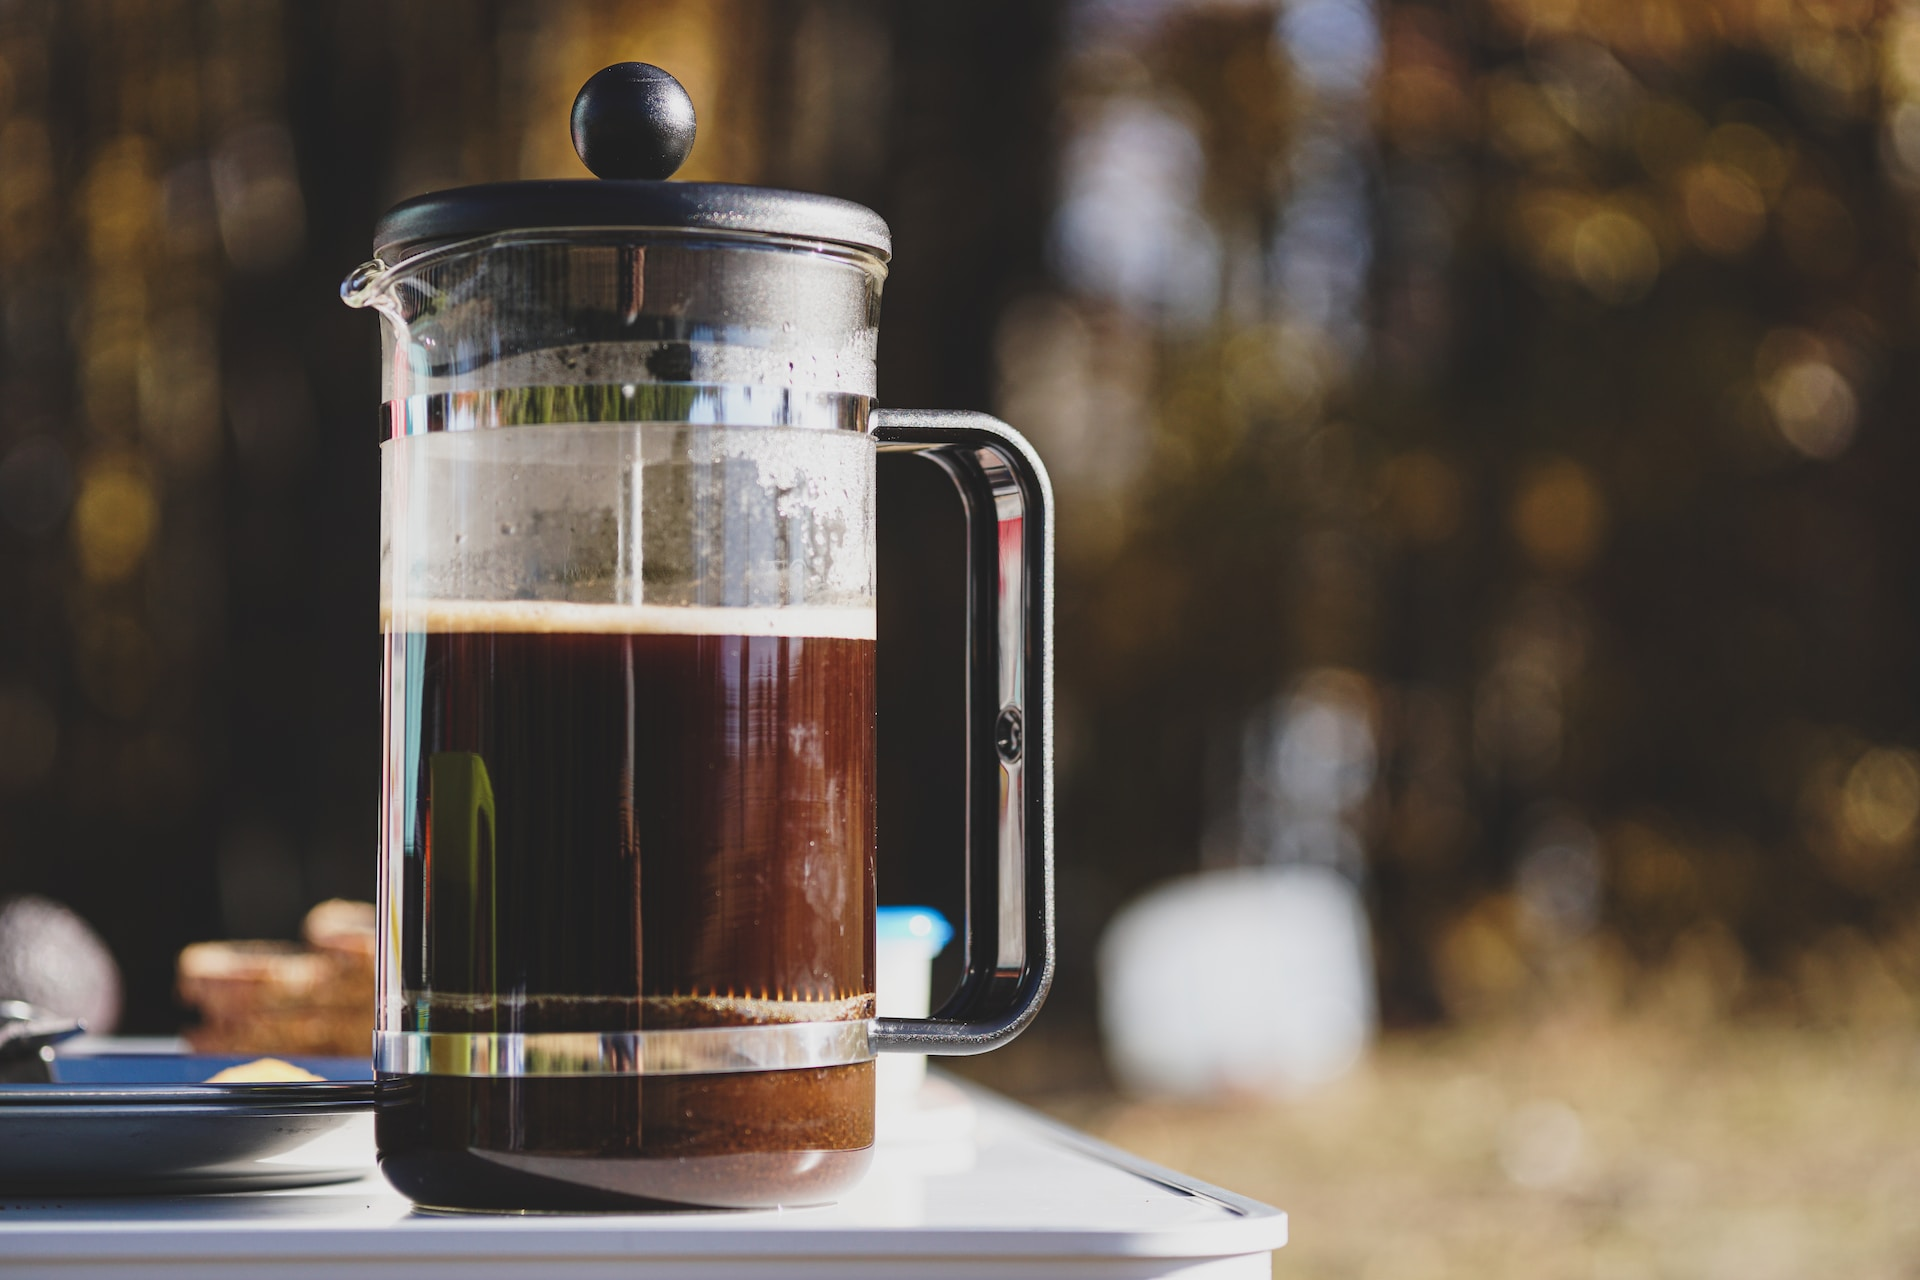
xmin=6 ymin=0 xmax=1920 ymax=1039
xmin=10 ymin=0 xmax=1920 ymax=1272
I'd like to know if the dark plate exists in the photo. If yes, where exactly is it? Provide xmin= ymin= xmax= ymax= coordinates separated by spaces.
xmin=0 ymin=1054 xmax=375 ymax=1195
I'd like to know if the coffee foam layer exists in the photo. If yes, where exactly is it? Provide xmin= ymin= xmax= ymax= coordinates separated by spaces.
xmin=381 ymin=598 xmax=876 ymax=640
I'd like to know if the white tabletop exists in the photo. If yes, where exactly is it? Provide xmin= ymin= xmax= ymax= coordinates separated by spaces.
xmin=0 ymin=1077 xmax=1285 ymax=1279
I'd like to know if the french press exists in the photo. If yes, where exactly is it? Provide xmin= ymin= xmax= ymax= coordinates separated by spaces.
xmin=342 ymin=64 xmax=1052 ymax=1211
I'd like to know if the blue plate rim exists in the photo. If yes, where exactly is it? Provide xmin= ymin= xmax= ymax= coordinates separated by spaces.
xmin=0 ymin=1082 xmax=374 ymax=1108
xmin=0 ymin=1052 xmax=374 ymax=1108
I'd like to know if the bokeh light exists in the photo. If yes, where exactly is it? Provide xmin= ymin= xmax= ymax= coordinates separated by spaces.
xmin=1841 ymin=746 xmax=1920 ymax=847
xmin=71 ymin=453 xmax=156 ymax=585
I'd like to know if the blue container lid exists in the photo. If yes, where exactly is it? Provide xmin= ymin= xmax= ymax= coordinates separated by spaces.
xmin=875 ymin=906 xmax=953 ymax=952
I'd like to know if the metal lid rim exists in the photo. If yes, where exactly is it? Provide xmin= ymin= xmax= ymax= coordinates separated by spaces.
xmin=373 ymin=179 xmax=893 ymax=262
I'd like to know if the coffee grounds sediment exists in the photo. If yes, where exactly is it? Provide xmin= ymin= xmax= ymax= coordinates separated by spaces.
xmin=412 ymin=991 xmax=876 ymax=1033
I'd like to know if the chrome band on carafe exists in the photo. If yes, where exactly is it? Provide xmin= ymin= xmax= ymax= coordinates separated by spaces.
xmin=373 ymin=1020 xmax=875 ymax=1077
xmin=380 ymin=382 xmax=868 ymax=441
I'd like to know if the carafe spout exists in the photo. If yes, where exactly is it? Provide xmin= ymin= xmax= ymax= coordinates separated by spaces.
xmin=340 ymin=258 xmax=392 ymax=311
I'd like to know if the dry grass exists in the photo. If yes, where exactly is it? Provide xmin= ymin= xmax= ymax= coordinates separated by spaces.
xmin=1009 ymin=1018 xmax=1920 ymax=1279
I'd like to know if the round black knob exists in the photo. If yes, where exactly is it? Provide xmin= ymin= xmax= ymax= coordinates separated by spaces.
xmin=570 ymin=63 xmax=696 ymax=181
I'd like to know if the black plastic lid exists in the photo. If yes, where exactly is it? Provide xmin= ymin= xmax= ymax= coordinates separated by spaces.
xmin=372 ymin=63 xmax=891 ymax=264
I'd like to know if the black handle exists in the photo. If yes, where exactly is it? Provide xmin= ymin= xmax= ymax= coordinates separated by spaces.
xmin=871 ymin=410 xmax=1055 ymax=1055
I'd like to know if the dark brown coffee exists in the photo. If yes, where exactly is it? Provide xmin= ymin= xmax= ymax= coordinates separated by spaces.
xmin=375 ymin=602 xmax=876 ymax=1210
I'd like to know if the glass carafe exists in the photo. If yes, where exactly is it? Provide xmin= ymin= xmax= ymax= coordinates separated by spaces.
xmin=343 ymin=64 xmax=1051 ymax=1212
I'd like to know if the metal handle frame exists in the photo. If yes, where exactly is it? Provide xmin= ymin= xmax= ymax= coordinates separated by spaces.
xmin=871 ymin=410 xmax=1055 ymax=1055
